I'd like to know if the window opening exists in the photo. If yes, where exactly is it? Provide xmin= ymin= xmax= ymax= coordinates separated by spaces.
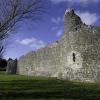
xmin=73 ymin=53 xmax=75 ymax=62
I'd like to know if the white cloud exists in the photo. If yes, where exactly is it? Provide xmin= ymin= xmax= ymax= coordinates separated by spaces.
xmin=76 ymin=11 xmax=98 ymax=25
xmin=30 ymin=40 xmax=46 ymax=49
xmin=16 ymin=38 xmax=36 ymax=45
xmin=16 ymin=37 xmax=46 ymax=49
xmin=50 ymin=0 xmax=99 ymax=4
xmin=56 ymin=29 xmax=63 ymax=36
xmin=51 ymin=17 xmax=63 ymax=24
xmin=51 ymin=16 xmax=64 ymax=36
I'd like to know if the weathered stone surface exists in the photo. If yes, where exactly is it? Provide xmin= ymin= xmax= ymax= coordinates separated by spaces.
xmin=17 ymin=9 xmax=100 ymax=82
xmin=6 ymin=58 xmax=17 ymax=74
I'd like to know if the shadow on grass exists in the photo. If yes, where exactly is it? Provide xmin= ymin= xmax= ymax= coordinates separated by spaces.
xmin=0 ymin=76 xmax=100 ymax=100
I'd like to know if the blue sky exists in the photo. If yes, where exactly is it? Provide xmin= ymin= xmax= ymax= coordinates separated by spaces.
xmin=4 ymin=0 xmax=100 ymax=59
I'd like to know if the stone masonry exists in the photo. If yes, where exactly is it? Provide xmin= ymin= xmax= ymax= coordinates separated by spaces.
xmin=17 ymin=9 xmax=100 ymax=82
xmin=6 ymin=58 xmax=17 ymax=74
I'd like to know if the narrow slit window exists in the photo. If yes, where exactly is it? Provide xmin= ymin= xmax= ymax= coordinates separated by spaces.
xmin=73 ymin=53 xmax=75 ymax=62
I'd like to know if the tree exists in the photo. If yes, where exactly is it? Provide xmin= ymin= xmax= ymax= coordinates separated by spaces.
xmin=0 ymin=0 xmax=44 ymax=57
xmin=0 ymin=42 xmax=7 ymax=58
xmin=0 ymin=46 xmax=4 ymax=58
xmin=0 ymin=58 xmax=7 ymax=71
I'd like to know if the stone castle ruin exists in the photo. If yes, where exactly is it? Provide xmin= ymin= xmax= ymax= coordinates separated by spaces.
xmin=6 ymin=58 xmax=17 ymax=74
xmin=16 ymin=9 xmax=100 ymax=82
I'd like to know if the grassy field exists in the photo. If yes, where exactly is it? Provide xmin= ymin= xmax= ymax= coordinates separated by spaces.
xmin=0 ymin=72 xmax=100 ymax=100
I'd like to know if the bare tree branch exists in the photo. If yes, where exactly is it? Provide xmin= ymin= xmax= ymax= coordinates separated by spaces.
xmin=0 ymin=0 xmax=44 ymax=40
xmin=0 ymin=0 xmax=44 ymax=56
xmin=0 ymin=44 xmax=4 ymax=58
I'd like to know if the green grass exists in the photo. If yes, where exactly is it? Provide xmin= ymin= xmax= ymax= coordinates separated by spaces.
xmin=0 ymin=72 xmax=100 ymax=100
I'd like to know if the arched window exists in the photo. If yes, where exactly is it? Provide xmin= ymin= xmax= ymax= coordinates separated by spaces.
xmin=73 ymin=53 xmax=75 ymax=62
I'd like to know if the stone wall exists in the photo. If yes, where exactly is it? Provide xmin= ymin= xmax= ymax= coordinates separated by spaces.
xmin=18 ymin=42 xmax=62 ymax=77
xmin=6 ymin=58 xmax=17 ymax=74
xmin=17 ymin=9 xmax=100 ymax=83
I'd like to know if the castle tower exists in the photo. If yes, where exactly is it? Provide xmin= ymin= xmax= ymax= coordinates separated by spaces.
xmin=62 ymin=9 xmax=100 ymax=82
xmin=64 ymin=9 xmax=82 ymax=34
xmin=62 ymin=9 xmax=83 ymax=72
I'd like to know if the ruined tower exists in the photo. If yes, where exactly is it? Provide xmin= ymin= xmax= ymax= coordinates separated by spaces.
xmin=64 ymin=9 xmax=82 ymax=33
xmin=17 ymin=9 xmax=100 ymax=82
xmin=61 ymin=9 xmax=100 ymax=82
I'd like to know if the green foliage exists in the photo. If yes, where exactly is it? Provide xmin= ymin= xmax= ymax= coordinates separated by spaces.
xmin=0 ymin=73 xmax=100 ymax=100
